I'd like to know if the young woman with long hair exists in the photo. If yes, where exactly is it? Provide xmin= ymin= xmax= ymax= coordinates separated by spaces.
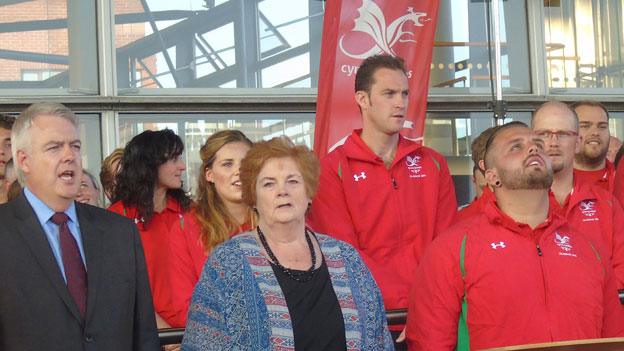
xmin=167 ymin=130 xmax=253 ymax=326
xmin=108 ymin=129 xmax=191 ymax=328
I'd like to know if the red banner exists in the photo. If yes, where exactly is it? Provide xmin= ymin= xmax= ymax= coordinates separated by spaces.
xmin=314 ymin=0 xmax=440 ymax=156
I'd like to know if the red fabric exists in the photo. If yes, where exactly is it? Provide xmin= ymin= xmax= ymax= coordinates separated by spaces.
xmin=552 ymin=181 xmax=624 ymax=289
xmin=314 ymin=0 xmax=440 ymax=156
xmin=52 ymin=213 xmax=87 ymax=317
xmin=308 ymin=130 xmax=456 ymax=317
xmin=615 ymin=160 xmax=624 ymax=206
xmin=453 ymin=187 xmax=493 ymax=225
xmin=167 ymin=212 xmax=251 ymax=326
xmin=108 ymin=197 xmax=185 ymax=327
xmin=573 ymin=160 xmax=615 ymax=192
xmin=406 ymin=196 xmax=624 ymax=350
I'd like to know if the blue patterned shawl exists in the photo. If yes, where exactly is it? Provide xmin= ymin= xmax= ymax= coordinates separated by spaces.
xmin=182 ymin=232 xmax=394 ymax=350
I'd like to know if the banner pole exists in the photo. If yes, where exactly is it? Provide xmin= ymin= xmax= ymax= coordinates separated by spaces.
xmin=491 ymin=0 xmax=507 ymax=126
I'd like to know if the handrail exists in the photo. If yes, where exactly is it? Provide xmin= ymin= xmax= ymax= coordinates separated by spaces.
xmin=157 ymin=308 xmax=408 ymax=346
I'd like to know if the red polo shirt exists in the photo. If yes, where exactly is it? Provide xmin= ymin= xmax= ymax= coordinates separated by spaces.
xmin=108 ymin=197 xmax=186 ymax=326
xmin=167 ymin=211 xmax=251 ymax=326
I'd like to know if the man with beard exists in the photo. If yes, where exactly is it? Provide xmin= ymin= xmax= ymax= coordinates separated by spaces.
xmin=571 ymin=100 xmax=615 ymax=191
xmin=406 ymin=122 xmax=624 ymax=350
xmin=531 ymin=101 xmax=624 ymax=286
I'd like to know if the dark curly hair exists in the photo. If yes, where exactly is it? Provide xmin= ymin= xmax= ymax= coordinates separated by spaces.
xmin=113 ymin=129 xmax=191 ymax=226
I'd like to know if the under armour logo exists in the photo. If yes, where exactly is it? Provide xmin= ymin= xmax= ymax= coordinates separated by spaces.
xmin=353 ymin=172 xmax=367 ymax=182
xmin=490 ymin=241 xmax=506 ymax=249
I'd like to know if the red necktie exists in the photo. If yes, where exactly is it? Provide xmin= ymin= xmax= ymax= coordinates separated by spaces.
xmin=51 ymin=212 xmax=87 ymax=317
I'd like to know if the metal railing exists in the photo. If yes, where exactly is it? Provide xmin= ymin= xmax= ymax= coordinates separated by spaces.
xmin=158 ymin=309 xmax=408 ymax=346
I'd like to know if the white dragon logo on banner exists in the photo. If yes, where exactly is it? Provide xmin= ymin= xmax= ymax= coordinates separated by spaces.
xmin=339 ymin=0 xmax=429 ymax=59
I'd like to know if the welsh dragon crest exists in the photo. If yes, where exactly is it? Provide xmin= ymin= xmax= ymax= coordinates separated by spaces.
xmin=339 ymin=0 xmax=429 ymax=59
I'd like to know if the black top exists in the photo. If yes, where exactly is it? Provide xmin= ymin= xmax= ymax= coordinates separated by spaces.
xmin=270 ymin=257 xmax=347 ymax=351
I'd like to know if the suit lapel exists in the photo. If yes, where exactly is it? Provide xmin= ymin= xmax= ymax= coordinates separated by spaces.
xmin=12 ymin=194 xmax=84 ymax=325
xmin=76 ymin=203 xmax=103 ymax=326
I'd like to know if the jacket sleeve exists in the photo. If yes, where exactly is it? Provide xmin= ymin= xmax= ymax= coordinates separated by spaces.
xmin=131 ymin=223 xmax=160 ymax=351
xmin=166 ymin=214 xmax=203 ymax=327
xmin=615 ymin=161 xmax=624 ymax=207
xmin=600 ymin=260 xmax=624 ymax=337
xmin=308 ymin=156 xmax=405 ymax=305
xmin=432 ymin=151 xmax=458 ymax=236
xmin=406 ymin=234 xmax=465 ymax=350
xmin=182 ymin=252 xmax=236 ymax=351
xmin=608 ymin=196 xmax=624 ymax=289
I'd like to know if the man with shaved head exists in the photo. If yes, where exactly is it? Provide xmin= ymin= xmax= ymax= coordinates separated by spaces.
xmin=406 ymin=122 xmax=624 ymax=350
xmin=532 ymin=101 xmax=624 ymax=286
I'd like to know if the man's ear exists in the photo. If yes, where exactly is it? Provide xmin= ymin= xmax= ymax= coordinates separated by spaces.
xmin=573 ymin=134 xmax=581 ymax=154
xmin=16 ymin=149 xmax=29 ymax=174
xmin=484 ymin=168 xmax=500 ymax=188
xmin=478 ymin=159 xmax=486 ymax=172
xmin=355 ymin=90 xmax=370 ymax=110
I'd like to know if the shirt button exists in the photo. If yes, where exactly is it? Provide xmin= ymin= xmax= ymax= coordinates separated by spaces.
xmin=85 ymin=335 xmax=94 ymax=343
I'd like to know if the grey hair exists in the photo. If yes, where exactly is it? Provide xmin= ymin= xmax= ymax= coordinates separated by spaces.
xmin=82 ymin=169 xmax=100 ymax=191
xmin=12 ymin=102 xmax=79 ymax=182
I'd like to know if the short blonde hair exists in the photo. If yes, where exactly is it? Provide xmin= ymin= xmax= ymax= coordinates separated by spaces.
xmin=100 ymin=148 xmax=124 ymax=200
xmin=240 ymin=137 xmax=320 ymax=207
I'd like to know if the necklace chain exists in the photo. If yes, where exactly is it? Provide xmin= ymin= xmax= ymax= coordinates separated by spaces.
xmin=257 ymin=226 xmax=317 ymax=282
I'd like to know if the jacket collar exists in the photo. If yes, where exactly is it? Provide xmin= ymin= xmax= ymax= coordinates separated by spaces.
xmin=343 ymin=129 xmax=422 ymax=166
xmin=555 ymin=179 xmax=598 ymax=215
xmin=483 ymin=190 xmax=566 ymax=239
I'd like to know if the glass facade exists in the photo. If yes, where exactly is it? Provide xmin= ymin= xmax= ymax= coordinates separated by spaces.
xmin=0 ymin=0 xmax=98 ymax=93
xmin=545 ymin=0 xmax=624 ymax=91
xmin=113 ymin=0 xmax=323 ymax=90
xmin=429 ymin=0 xmax=530 ymax=93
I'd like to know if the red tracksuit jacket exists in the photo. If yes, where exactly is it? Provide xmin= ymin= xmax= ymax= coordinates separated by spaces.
xmin=615 ymin=160 xmax=624 ymax=206
xmin=573 ymin=160 xmax=616 ymax=192
xmin=406 ymin=196 xmax=624 ymax=350
xmin=553 ymin=181 xmax=624 ymax=289
xmin=308 ymin=130 xmax=457 ymax=312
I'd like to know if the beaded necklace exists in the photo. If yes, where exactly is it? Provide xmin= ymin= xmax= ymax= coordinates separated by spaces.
xmin=257 ymin=226 xmax=317 ymax=282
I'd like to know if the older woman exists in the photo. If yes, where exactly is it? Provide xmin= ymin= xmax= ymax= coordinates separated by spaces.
xmin=167 ymin=130 xmax=254 ymax=327
xmin=76 ymin=169 xmax=102 ymax=207
xmin=183 ymin=137 xmax=393 ymax=350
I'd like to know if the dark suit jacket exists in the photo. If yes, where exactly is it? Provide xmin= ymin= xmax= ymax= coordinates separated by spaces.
xmin=0 ymin=193 xmax=160 ymax=351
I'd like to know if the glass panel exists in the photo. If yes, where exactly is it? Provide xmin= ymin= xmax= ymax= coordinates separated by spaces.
xmin=429 ymin=0 xmax=531 ymax=93
xmin=117 ymin=113 xmax=314 ymax=196
xmin=423 ymin=112 xmax=531 ymax=205
xmin=0 ymin=0 xmax=98 ymax=92
xmin=114 ymin=0 xmax=323 ymax=90
xmin=77 ymin=114 xmax=102 ymax=182
xmin=545 ymin=0 xmax=624 ymax=90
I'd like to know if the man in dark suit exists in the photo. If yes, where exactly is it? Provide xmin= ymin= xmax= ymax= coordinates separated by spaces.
xmin=0 ymin=102 xmax=159 ymax=351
